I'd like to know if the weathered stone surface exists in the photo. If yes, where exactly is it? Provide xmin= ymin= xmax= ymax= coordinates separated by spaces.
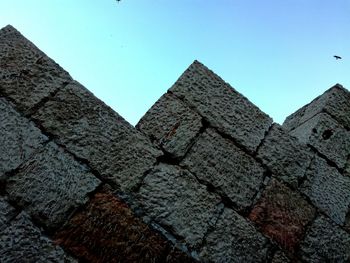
xmin=181 ymin=128 xmax=265 ymax=211
xmin=32 ymin=81 xmax=161 ymax=192
xmin=289 ymin=113 xmax=350 ymax=169
xmin=6 ymin=142 xmax=101 ymax=230
xmin=300 ymin=156 xmax=350 ymax=225
xmin=0 ymin=25 xmax=72 ymax=112
xmin=199 ymin=208 xmax=270 ymax=262
xmin=283 ymin=84 xmax=350 ymax=131
xmin=271 ymin=250 xmax=292 ymax=263
xmin=299 ymin=215 xmax=350 ymax=262
xmin=169 ymin=60 xmax=273 ymax=153
xmin=249 ymin=179 xmax=315 ymax=252
xmin=0 ymin=97 xmax=47 ymax=176
xmin=55 ymin=188 xmax=193 ymax=263
xmin=137 ymin=93 xmax=202 ymax=159
xmin=257 ymin=124 xmax=312 ymax=187
xmin=137 ymin=163 xmax=220 ymax=247
xmin=0 ymin=197 xmax=16 ymax=232
xmin=0 ymin=211 xmax=77 ymax=262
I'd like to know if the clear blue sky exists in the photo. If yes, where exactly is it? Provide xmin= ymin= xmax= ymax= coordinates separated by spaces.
xmin=1 ymin=1 xmax=349 ymax=125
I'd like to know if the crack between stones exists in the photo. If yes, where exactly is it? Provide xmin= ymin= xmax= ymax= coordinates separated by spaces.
xmin=307 ymin=144 xmax=344 ymax=174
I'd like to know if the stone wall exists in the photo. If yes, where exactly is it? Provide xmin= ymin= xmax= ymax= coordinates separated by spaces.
xmin=1 ymin=25 xmax=350 ymax=262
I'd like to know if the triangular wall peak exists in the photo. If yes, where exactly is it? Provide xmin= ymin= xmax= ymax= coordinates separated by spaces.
xmin=1 ymin=25 xmax=350 ymax=262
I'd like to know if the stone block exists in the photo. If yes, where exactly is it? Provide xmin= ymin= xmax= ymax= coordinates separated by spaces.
xmin=271 ymin=250 xmax=292 ymax=263
xmin=299 ymin=215 xmax=350 ymax=262
xmin=0 ymin=97 xmax=47 ymax=176
xmin=137 ymin=93 xmax=202 ymax=159
xmin=169 ymin=60 xmax=273 ymax=153
xmin=55 ymin=188 xmax=193 ymax=263
xmin=257 ymin=124 xmax=312 ymax=187
xmin=283 ymin=84 xmax=350 ymax=131
xmin=249 ymin=179 xmax=315 ymax=252
xmin=6 ymin=142 xmax=101 ymax=230
xmin=289 ymin=113 xmax=350 ymax=169
xmin=32 ymin=81 xmax=161 ymax=192
xmin=137 ymin=163 xmax=220 ymax=247
xmin=300 ymin=156 xmax=350 ymax=225
xmin=0 ymin=25 xmax=72 ymax=112
xmin=199 ymin=208 xmax=270 ymax=262
xmin=0 ymin=211 xmax=77 ymax=262
xmin=0 ymin=197 xmax=16 ymax=232
xmin=181 ymin=128 xmax=265 ymax=211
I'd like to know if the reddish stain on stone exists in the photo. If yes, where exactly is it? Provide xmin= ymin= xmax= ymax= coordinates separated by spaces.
xmin=54 ymin=187 xmax=193 ymax=263
xmin=249 ymin=179 xmax=315 ymax=252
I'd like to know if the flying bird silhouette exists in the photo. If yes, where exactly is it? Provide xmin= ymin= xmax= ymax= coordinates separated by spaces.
xmin=334 ymin=55 xmax=342 ymax=60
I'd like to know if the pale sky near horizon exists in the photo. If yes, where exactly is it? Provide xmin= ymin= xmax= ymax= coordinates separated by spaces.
xmin=1 ymin=1 xmax=349 ymax=125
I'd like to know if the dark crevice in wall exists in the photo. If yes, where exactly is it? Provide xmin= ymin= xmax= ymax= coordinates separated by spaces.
xmin=254 ymin=123 xmax=275 ymax=158
xmin=307 ymin=144 xmax=344 ymax=174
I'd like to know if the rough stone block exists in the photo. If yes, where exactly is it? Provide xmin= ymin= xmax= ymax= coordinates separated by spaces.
xmin=55 ymin=188 xmax=193 ymax=263
xmin=137 ymin=93 xmax=202 ymax=159
xmin=0 ymin=211 xmax=77 ymax=262
xmin=299 ymin=215 xmax=350 ymax=262
xmin=0 ymin=197 xmax=16 ymax=232
xmin=32 ymin=81 xmax=161 ymax=192
xmin=283 ymin=84 xmax=350 ymax=131
xmin=6 ymin=142 xmax=101 ymax=230
xmin=199 ymin=208 xmax=270 ymax=262
xmin=137 ymin=163 xmax=220 ymax=247
xmin=249 ymin=179 xmax=315 ymax=252
xmin=0 ymin=97 xmax=47 ymax=176
xmin=0 ymin=25 xmax=72 ymax=112
xmin=257 ymin=124 xmax=312 ymax=187
xmin=181 ymin=128 xmax=265 ymax=211
xmin=271 ymin=250 xmax=292 ymax=263
xmin=169 ymin=60 xmax=273 ymax=153
xmin=289 ymin=113 xmax=350 ymax=169
xmin=300 ymin=156 xmax=350 ymax=225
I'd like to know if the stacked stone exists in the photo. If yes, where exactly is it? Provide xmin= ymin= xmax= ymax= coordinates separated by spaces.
xmin=137 ymin=61 xmax=350 ymax=262
xmin=0 ymin=25 xmax=193 ymax=262
xmin=2 ymin=24 xmax=350 ymax=263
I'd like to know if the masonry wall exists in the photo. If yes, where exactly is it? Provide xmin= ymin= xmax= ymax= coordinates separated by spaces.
xmin=1 ymin=25 xmax=350 ymax=263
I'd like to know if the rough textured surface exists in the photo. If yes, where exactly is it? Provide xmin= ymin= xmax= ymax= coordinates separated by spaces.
xmin=0 ymin=25 xmax=72 ymax=112
xmin=0 ymin=197 xmax=16 ymax=232
xmin=199 ymin=208 xmax=270 ymax=262
xmin=137 ymin=93 xmax=202 ymax=159
xmin=271 ymin=250 xmax=292 ymax=263
xmin=169 ymin=60 xmax=273 ymax=153
xmin=6 ymin=142 xmax=101 ymax=230
xmin=300 ymin=156 xmax=350 ymax=225
xmin=257 ymin=124 xmax=312 ymax=188
xmin=284 ymin=84 xmax=350 ymax=131
xmin=181 ymin=128 xmax=265 ymax=211
xmin=55 ymin=188 xmax=194 ymax=263
xmin=299 ymin=215 xmax=350 ymax=262
xmin=0 ymin=97 xmax=47 ymax=176
xmin=0 ymin=211 xmax=76 ymax=263
xmin=32 ymin=81 xmax=161 ymax=192
xmin=249 ymin=179 xmax=315 ymax=252
xmin=137 ymin=163 xmax=220 ymax=247
xmin=289 ymin=113 xmax=350 ymax=169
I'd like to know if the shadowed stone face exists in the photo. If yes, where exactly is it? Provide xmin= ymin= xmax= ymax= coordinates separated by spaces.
xmin=137 ymin=163 xmax=221 ymax=248
xmin=169 ymin=60 xmax=273 ymax=153
xmin=200 ymin=208 xmax=270 ymax=262
xmin=299 ymin=215 xmax=350 ymax=262
xmin=0 ymin=212 xmax=77 ymax=262
xmin=137 ymin=93 xmax=202 ymax=159
xmin=32 ymin=81 xmax=161 ymax=192
xmin=0 ymin=97 xmax=47 ymax=177
xmin=6 ymin=142 xmax=101 ymax=230
xmin=0 ymin=25 xmax=72 ymax=112
xmin=181 ymin=128 xmax=265 ymax=211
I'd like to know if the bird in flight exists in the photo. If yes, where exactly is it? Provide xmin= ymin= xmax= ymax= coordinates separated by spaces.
xmin=334 ymin=55 xmax=342 ymax=60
